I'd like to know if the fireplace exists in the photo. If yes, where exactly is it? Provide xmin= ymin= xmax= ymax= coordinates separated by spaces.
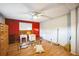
xmin=20 ymin=34 xmax=28 ymax=48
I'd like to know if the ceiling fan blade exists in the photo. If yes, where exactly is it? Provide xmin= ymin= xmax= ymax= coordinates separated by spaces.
xmin=40 ymin=15 xmax=54 ymax=19
xmin=16 ymin=13 xmax=32 ymax=19
xmin=39 ymin=13 xmax=66 ymax=20
xmin=40 ymin=13 xmax=67 ymax=20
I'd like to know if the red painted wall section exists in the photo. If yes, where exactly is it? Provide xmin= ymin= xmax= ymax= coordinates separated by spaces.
xmin=32 ymin=22 xmax=40 ymax=37
xmin=5 ymin=19 xmax=19 ymax=36
xmin=5 ymin=18 xmax=40 ymax=38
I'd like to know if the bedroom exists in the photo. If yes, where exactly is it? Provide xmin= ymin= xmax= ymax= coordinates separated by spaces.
xmin=0 ymin=3 xmax=79 ymax=56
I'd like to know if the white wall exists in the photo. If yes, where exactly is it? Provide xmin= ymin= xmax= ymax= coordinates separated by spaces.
xmin=71 ymin=9 xmax=77 ymax=54
xmin=0 ymin=13 xmax=5 ymax=24
xmin=40 ymin=8 xmax=79 ymax=55
xmin=77 ymin=8 xmax=79 ymax=54
xmin=40 ymin=15 xmax=68 ymax=46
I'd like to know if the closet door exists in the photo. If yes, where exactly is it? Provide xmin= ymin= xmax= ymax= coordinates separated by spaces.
xmin=0 ymin=24 xmax=8 ymax=56
xmin=0 ymin=25 xmax=6 ymax=55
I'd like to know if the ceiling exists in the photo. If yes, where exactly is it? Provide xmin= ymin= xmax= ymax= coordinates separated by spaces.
xmin=0 ymin=3 xmax=78 ymax=22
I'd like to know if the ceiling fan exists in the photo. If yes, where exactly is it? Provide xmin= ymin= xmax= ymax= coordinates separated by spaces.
xmin=30 ymin=11 xmax=42 ymax=19
xmin=21 ymin=10 xmax=54 ymax=20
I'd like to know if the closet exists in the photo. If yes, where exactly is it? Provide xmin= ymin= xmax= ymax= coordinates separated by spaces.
xmin=0 ymin=23 xmax=9 ymax=56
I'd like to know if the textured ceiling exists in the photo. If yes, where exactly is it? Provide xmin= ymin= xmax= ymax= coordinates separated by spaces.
xmin=0 ymin=3 xmax=78 ymax=22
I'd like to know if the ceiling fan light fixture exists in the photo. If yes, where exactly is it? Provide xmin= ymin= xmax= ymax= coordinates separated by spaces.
xmin=33 ymin=15 xmax=38 ymax=19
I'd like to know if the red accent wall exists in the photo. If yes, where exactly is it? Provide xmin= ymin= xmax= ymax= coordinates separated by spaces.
xmin=5 ymin=18 xmax=40 ymax=43
xmin=5 ymin=19 xmax=19 ymax=36
xmin=32 ymin=22 xmax=40 ymax=37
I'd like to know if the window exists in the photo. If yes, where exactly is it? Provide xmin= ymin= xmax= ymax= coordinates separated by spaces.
xmin=19 ymin=22 xmax=32 ymax=30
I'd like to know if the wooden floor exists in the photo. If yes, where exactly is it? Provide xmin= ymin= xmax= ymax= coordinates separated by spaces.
xmin=7 ymin=40 xmax=72 ymax=56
